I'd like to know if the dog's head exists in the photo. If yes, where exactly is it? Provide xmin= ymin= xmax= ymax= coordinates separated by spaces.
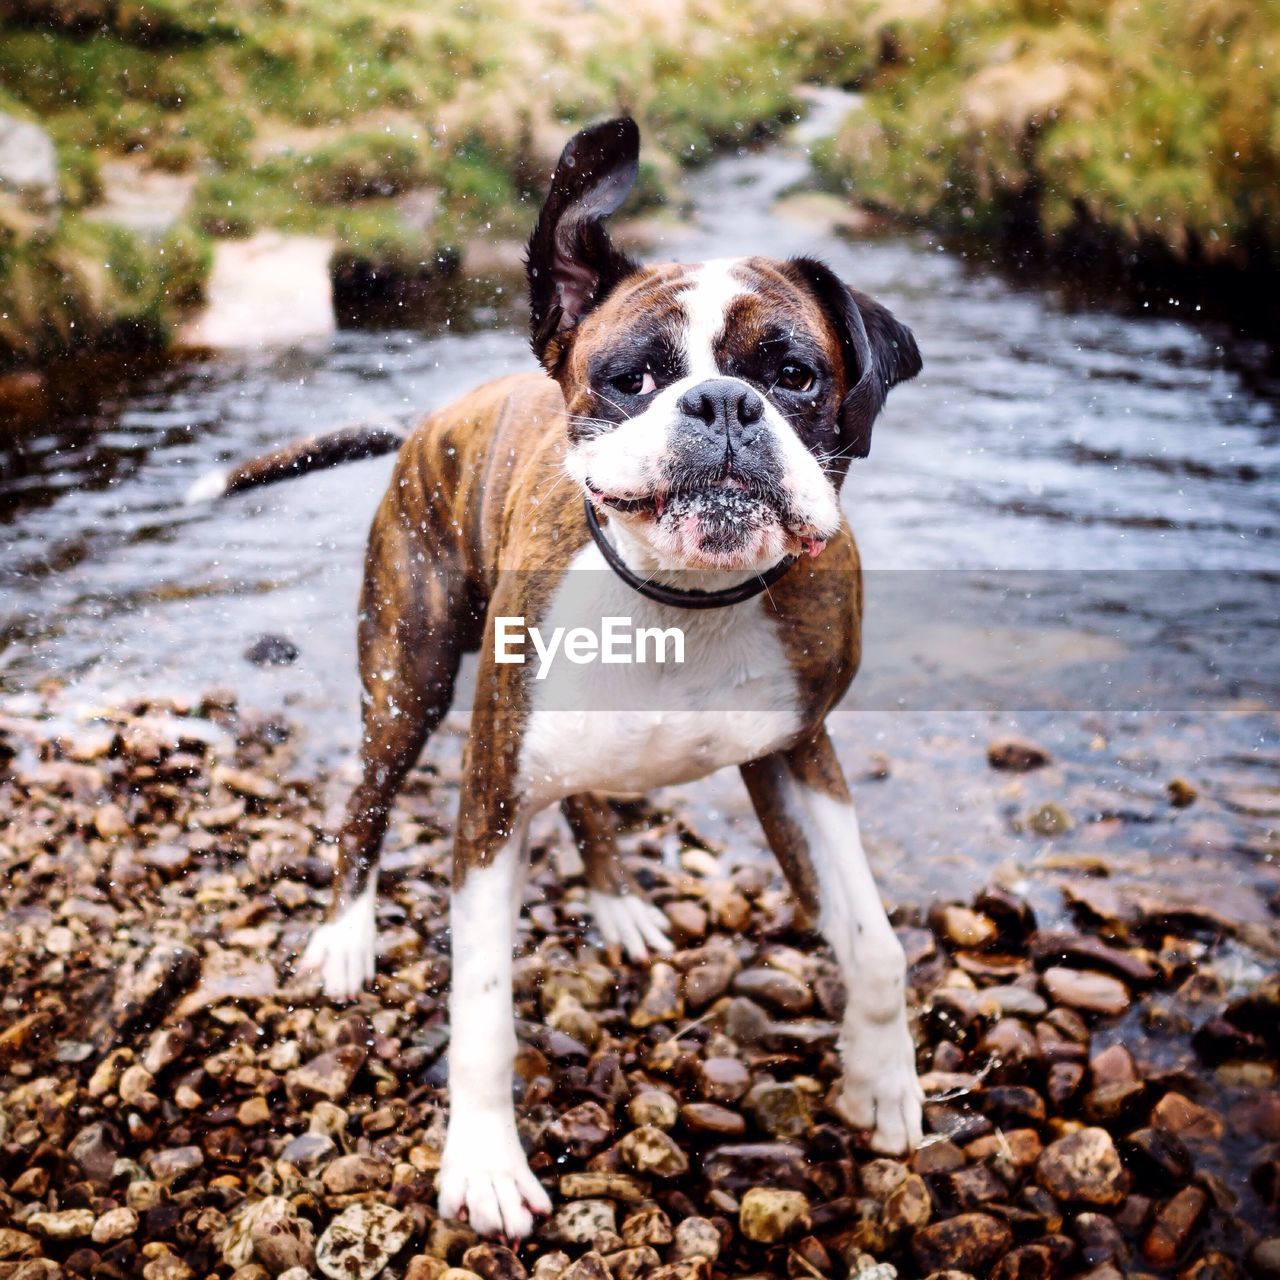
xmin=527 ymin=117 xmax=921 ymax=572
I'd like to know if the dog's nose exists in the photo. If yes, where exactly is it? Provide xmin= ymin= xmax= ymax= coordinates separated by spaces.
xmin=677 ymin=379 xmax=765 ymax=437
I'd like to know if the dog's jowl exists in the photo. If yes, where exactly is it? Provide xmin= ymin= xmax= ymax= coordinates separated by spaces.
xmin=200 ymin=116 xmax=923 ymax=1237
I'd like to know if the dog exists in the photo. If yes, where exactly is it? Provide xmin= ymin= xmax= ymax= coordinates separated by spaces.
xmin=196 ymin=117 xmax=923 ymax=1237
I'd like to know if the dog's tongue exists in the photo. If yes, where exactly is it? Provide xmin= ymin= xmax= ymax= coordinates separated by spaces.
xmin=801 ymin=537 xmax=827 ymax=558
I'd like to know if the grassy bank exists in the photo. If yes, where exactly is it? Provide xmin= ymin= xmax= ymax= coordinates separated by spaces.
xmin=814 ymin=0 xmax=1280 ymax=294
xmin=0 ymin=0 xmax=849 ymax=370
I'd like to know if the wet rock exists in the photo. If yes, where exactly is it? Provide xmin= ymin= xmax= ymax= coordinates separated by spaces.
xmin=1151 ymin=1091 xmax=1223 ymax=1141
xmin=733 ymin=967 xmax=813 ymax=1014
xmin=1027 ymin=803 xmax=1071 ymax=836
xmin=910 ymin=1213 xmax=1014 ymax=1273
xmin=1042 ymin=967 xmax=1130 ymax=1016
xmin=1036 ymin=1128 xmax=1129 ymax=1206
xmin=287 ymin=1046 xmax=365 ymax=1106
xmin=147 ymin=1145 xmax=203 ymax=1184
xmin=281 ymin=1132 xmax=336 ymax=1171
xmin=672 ymin=1218 xmax=720 ymax=1261
xmin=1247 ymin=1238 xmax=1280 ymax=1280
xmin=70 ymin=1122 xmax=120 ymax=1183
xmin=1120 ymin=1128 xmax=1193 ymax=1191
xmin=0 ymin=1231 xmax=37 ymax=1260
xmin=628 ymin=1089 xmax=678 ymax=1130
xmin=744 ymin=1080 xmax=812 ymax=1138
xmin=680 ymin=1102 xmax=745 ymax=1136
xmin=244 ymin=635 xmax=300 ymax=666
xmin=322 ymin=1153 xmax=392 ymax=1195
xmin=250 ymin=1199 xmax=316 ymax=1276
xmin=548 ymin=1100 xmax=613 ymax=1156
xmin=697 ymin=1056 xmax=751 ymax=1103
xmin=0 ymin=113 xmax=59 ymax=210
xmin=930 ymin=905 xmax=998 ymax=950
xmin=315 ymin=1203 xmax=411 ymax=1280
xmin=603 ymin=1246 xmax=659 ymax=1280
xmin=91 ymin=1208 xmax=138 ymax=1245
xmin=553 ymin=1174 xmax=643 ymax=1210
xmin=630 ymin=963 xmax=682 ymax=1027
xmin=1143 ymin=1185 xmax=1207 ymax=1266
xmin=462 ymin=1244 xmax=526 ymax=1280
xmin=703 ymin=1142 xmax=808 ymax=1193
xmin=620 ymin=1205 xmax=672 ymax=1247
xmin=739 ymin=1188 xmax=810 ymax=1243
xmin=681 ymin=946 xmax=741 ymax=1010
xmin=548 ymin=1199 xmax=616 ymax=1246
xmin=29 ymin=1210 xmax=96 ymax=1240
xmin=1032 ymin=932 xmax=1157 ymax=986
xmin=884 ymin=1173 xmax=933 ymax=1233
xmin=559 ymin=1254 xmax=610 ymax=1280
xmin=616 ymin=1125 xmax=688 ymax=1177
xmin=664 ymin=901 xmax=708 ymax=944
xmin=987 ymin=737 xmax=1050 ymax=771
xmin=104 ymin=944 xmax=201 ymax=1038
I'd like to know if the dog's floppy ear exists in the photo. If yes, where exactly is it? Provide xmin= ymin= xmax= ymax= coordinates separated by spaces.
xmin=526 ymin=117 xmax=641 ymax=371
xmin=787 ymin=256 xmax=922 ymax=459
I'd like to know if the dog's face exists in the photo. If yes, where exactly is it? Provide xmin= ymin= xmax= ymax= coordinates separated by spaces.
xmin=526 ymin=118 xmax=922 ymax=572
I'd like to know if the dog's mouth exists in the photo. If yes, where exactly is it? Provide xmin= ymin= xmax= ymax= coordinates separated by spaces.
xmin=585 ymin=477 xmax=829 ymax=559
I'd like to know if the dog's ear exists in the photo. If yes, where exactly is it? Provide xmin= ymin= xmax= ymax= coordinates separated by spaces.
xmin=787 ymin=256 xmax=922 ymax=459
xmin=527 ymin=117 xmax=641 ymax=371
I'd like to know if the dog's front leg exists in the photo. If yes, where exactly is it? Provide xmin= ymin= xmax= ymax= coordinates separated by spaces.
xmin=741 ymin=728 xmax=923 ymax=1154
xmin=438 ymin=666 xmax=551 ymax=1238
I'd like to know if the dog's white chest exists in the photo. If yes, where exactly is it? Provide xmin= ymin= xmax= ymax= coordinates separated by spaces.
xmin=517 ymin=545 xmax=802 ymax=804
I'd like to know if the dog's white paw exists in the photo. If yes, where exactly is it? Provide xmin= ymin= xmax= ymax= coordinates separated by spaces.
xmin=298 ymin=889 xmax=376 ymax=1001
xmin=836 ymin=1013 xmax=924 ymax=1154
xmin=439 ymin=1111 xmax=551 ymax=1239
xmin=587 ymin=888 xmax=673 ymax=961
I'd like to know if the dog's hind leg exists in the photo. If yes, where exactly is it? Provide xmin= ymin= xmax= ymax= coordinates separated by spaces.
xmin=301 ymin=495 xmax=477 ymax=1000
xmin=561 ymin=793 xmax=671 ymax=961
xmin=741 ymin=727 xmax=923 ymax=1155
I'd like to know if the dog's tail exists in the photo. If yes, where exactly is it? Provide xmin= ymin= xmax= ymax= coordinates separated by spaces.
xmin=185 ymin=420 xmax=408 ymax=504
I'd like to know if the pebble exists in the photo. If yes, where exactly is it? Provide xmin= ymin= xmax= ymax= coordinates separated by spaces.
xmin=630 ymin=962 xmax=683 ymax=1027
xmin=286 ymin=1046 xmax=365 ymax=1105
xmin=910 ymin=1213 xmax=1013 ymax=1272
xmin=628 ymin=1089 xmax=679 ymax=1129
xmin=1036 ymin=1128 xmax=1129 ymax=1205
xmin=315 ymin=1203 xmax=411 ymax=1280
xmin=1142 ymin=1185 xmax=1207 ymax=1266
xmin=732 ymin=967 xmax=813 ymax=1014
xmin=1042 ymin=966 xmax=1131 ymax=1016
xmin=91 ymin=1208 xmax=138 ymax=1245
xmin=680 ymin=1101 xmax=745 ymax=1136
xmin=987 ymin=737 xmax=1050 ymax=771
xmin=147 ymin=1145 xmax=204 ymax=1183
xmin=739 ymin=1188 xmax=810 ymax=1243
xmin=671 ymin=1218 xmax=720 ymax=1261
xmin=549 ymin=1200 xmax=616 ymax=1246
xmin=616 ymin=1125 xmax=689 ymax=1177
xmin=744 ymin=1080 xmax=812 ymax=1138
xmin=697 ymin=1056 xmax=751 ymax=1103
xmin=281 ymin=1131 xmax=337 ymax=1171
xmin=28 ymin=1211 xmax=95 ymax=1240
xmin=322 ymin=1153 xmax=392 ymax=1195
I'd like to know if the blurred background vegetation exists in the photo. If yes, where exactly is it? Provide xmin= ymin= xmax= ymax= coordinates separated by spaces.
xmin=0 ymin=0 xmax=1277 ymax=370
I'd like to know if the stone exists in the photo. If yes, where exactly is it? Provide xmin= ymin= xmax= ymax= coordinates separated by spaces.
xmin=681 ymin=946 xmax=741 ymax=1010
xmin=680 ymin=1101 xmax=745 ymax=1136
xmin=405 ymin=1260 xmax=449 ymax=1280
xmin=281 ymin=1132 xmax=337 ymax=1171
xmin=70 ymin=1122 xmax=119 ymax=1184
xmin=630 ymin=963 xmax=682 ymax=1027
xmin=616 ymin=1125 xmax=688 ymax=1177
xmin=884 ymin=1173 xmax=933 ymax=1233
xmin=628 ymin=1089 xmax=678 ymax=1130
xmin=245 ymin=635 xmax=300 ymax=666
xmin=29 ymin=1210 xmax=96 ymax=1240
xmin=1036 ymin=1128 xmax=1129 ymax=1206
xmin=91 ymin=1208 xmax=138 ymax=1245
xmin=147 ymin=1146 xmax=204 ymax=1183
xmin=601 ymin=1246 xmax=658 ymax=1280
xmin=1142 ymin=1186 xmax=1207 ymax=1267
xmin=703 ymin=1141 xmax=808 ymax=1193
xmin=316 ymin=1203 xmax=412 ymax=1280
xmin=697 ymin=1056 xmax=751 ymax=1103
xmin=557 ymin=1173 xmax=649 ymax=1203
xmin=733 ymin=967 xmax=813 ymax=1014
xmin=250 ymin=1199 xmax=316 ymax=1276
xmin=672 ymin=1218 xmax=720 ymax=1261
xmin=1043 ymin=968 xmax=1130 ymax=1016
xmin=910 ymin=1214 xmax=1013 ymax=1272
xmin=287 ymin=1046 xmax=365 ymax=1106
xmin=559 ymin=1254 xmax=609 ymax=1280
xmin=0 ymin=1231 xmax=37 ymax=1260
xmin=744 ymin=1080 xmax=812 ymax=1138
xmin=664 ymin=901 xmax=708 ymax=944
xmin=548 ymin=1200 xmax=616 ymax=1246
xmin=620 ymin=1205 xmax=672 ymax=1247
xmin=739 ymin=1188 xmax=810 ymax=1243
xmin=987 ymin=737 xmax=1050 ymax=771
xmin=322 ymin=1154 xmax=392 ymax=1195
xmin=1151 ymin=1092 xmax=1223 ymax=1141
xmin=1120 ymin=1128 xmax=1194 ymax=1191
xmin=548 ymin=1100 xmax=613 ymax=1156
xmin=1247 ymin=1238 xmax=1280 ymax=1280
xmin=931 ymin=906 xmax=998 ymax=950
xmin=461 ymin=1244 xmax=526 ymax=1280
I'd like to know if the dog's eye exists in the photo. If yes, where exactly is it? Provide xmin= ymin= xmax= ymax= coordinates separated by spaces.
xmin=610 ymin=369 xmax=656 ymax=396
xmin=777 ymin=361 xmax=816 ymax=393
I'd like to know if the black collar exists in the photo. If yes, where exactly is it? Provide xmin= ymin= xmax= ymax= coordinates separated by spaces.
xmin=583 ymin=498 xmax=796 ymax=610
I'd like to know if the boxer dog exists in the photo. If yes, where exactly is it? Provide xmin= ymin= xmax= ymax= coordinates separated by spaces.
xmin=195 ymin=117 xmax=923 ymax=1237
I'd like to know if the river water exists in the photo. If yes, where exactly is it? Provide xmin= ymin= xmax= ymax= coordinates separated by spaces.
xmin=1 ymin=93 xmax=1278 ymax=917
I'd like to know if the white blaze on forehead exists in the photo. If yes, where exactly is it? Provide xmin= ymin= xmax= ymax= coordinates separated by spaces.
xmin=681 ymin=258 xmax=751 ymax=379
